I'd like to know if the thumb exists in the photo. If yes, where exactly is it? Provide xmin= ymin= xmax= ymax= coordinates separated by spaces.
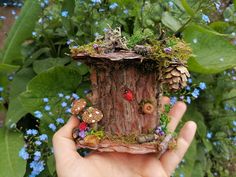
xmin=52 ymin=116 xmax=82 ymax=163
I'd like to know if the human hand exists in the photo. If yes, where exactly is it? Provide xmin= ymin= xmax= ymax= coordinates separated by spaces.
xmin=53 ymin=97 xmax=197 ymax=177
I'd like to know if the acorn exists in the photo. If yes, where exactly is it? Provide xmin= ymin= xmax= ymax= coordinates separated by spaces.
xmin=71 ymin=99 xmax=87 ymax=115
xmin=84 ymin=135 xmax=100 ymax=147
xmin=142 ymin=103 xmax=155 ymax=114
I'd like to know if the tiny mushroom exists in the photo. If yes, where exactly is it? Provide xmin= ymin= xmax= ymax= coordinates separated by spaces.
xmin=71 ymin=99 xmax=87 ymax=115
xmin=82 ymin=107 xmax=103 ymax=124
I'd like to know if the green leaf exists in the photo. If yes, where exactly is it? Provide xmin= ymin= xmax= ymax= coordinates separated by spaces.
xmin=1 ymin=0 xmax=41 ymax=65
xmin=24 ymin=47 xmax=51 ymax=67
xmin=6 ymin=68 xmax=36 ymax=127
xmin=0 ymin=128 xmax=26 ymax=177
xmin=0 ymin=64 xmax=20 ymax=72
xmin=20 ymin=67 xmax=82 ymax=112
xmin=161 ymin=12 xmax=181 ymax=32
xmin=33 ymin=57 xmax=70 ymax=74
xmin=61 ymin=0 xmax=75 ymax=35
xmin=191 ymin=162 xmax=204 ymax=177
xmin=183 ymin=106 xmax=206 ymax=139
xmin=47 ymin=155 xmax=56 ymax=176
xmin=67 ymin=61 xmax=90 ymax=76
xmin=183 ymin=24 xmax=236 ymax=74
xmin=181 ymin=0 xmax=195 ymax=17
xmin=62 ymin=0 xmax=75 ymax=16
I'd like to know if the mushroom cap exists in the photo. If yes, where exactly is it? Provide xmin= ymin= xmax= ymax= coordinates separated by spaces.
xmin=71 ymin=99 xmax=87 ymax=115
xmin=82 ymin=107 xmax=103 ymax=124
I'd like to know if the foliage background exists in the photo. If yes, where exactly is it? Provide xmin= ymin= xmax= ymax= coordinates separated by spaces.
xmin=0 ymin=0 xmax=235 ymax=177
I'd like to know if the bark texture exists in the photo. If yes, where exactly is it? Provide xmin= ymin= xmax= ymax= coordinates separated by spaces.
xmin=90 ymin=63 xmax=160 ymax=136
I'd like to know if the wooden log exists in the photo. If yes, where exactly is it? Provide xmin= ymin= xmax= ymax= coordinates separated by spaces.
xmin=90 ymin=63 xmax=159 ymax=136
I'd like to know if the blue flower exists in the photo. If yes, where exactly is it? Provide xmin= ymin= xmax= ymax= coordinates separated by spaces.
xmin=77 ymin=61 xmax=82 ymax=66
xmin=39 ymin=134 xmax=48 ymax=141
xmin=44 ymin=0 xmax=49 ymax=4
xmin=191 ymin=88 xmax=200 ymax=98
xmin=207 ymin=131 xmax=213 ymax=139
xmin=11 ymin=10 xmax=16 ymax=15
xmin=180 ymin=173 xmax=185 ymax=177
xmin=19 ymin=147 xmax=29 ymax=160
xmin=43 ymin=98 xmax=49 ymax=103
xmin=34 ymin=110 xmax=43 ymax=119
xmin=58 ymin=93 xmax=64 ymax=98
xmin=109 ymin=3 xmax=118 ymax=9
xmin=56 ymin=118 xmax=65 ymax=124
xmin=35 ymin=140 xmax=42 ymax=146
xmin=40 ymin=2 xmax=45 ymax=8
xmin=66 ymin=39 xmax=74 ymax=45
xmin=72 ymin=93 xmax=79 ymax=100
xmin=34 ymin=151 xmax=41 ymax=161
xmin=65 ymin=108 xmax=71 ymax=113
xmin=0 ymin=87 xmax=3 ymax=92
xmin=199 ymin=82 xmax=206 ymax=90
xmin=170 ymin=96 xmax=177 ymax=105
xmin=187 ymin=78 xmax=192 ymax=83
xmin=99 ymin=8 xmax=105 ymax=12
xmin=26 ymin=129 xmax=38 ymax=135
xmin=8 ymin=75 xmax=14 ymax=81
xmin=65 ymin=95 xmax=70 ymax=100
xmin=49 ymin=123 xmax=57 ymax=132
xmin=91 ymin=0 xmax=101 ymax=4
xmin=0 ymin=97 xmax=3 ymax=101
xmin=192 ymin=38 xmax=198 ymax=44
xmin=185 ymin=86 xmax=191 ymax=91
xmin=202 ymin=14 xmax=210 ymax=23
xmin=0 ymin=16 xmax=6 ymax=20
xmin=233 ymin=120 xmax=236 ymax=126
xmin=84 ymin=89 xmax=91 ymax=94
xmin=186 ymin=96 xmax=191 ymax=104
xmin=94 ymin=32 xmax=100 ymax=37
xmin=231 ymin=107 xmax=236 ymax=112
xmin=30 ymin=160 xmax=45 ymax=175
xmin=61 ymin=11 xmax=69 ymax=17
xmin=224 ymin=104 xmax=230 ymax=111
xmin=44 ymin=105 xmax=51 ymax=111
xmin=32 ymin=31 xmax=37 ymax=37
xmin=123 ymin=9 xmax=129 ymax=14
xmin=61 ymin=102 xmax=67 ymax=107
xmin=79 ymin=130 xmax=86 ymax=138
xmin=168 ymin=1 xmax=174 ymax=8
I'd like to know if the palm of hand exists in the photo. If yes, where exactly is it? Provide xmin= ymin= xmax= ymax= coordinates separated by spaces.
xmin=53 ymin=98 xmax=196 ymax=177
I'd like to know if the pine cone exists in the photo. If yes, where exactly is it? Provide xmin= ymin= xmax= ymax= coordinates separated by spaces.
xmin=163 ymin=62 xmax=190 ymax=91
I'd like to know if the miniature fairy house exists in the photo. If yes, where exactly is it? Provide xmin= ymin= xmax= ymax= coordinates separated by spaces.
xmin=70 ymin=27 xmax=191 ymax=155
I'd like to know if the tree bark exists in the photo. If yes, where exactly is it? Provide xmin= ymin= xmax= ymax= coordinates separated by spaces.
xmin=90 ymin=63 xmax=160 ymax=136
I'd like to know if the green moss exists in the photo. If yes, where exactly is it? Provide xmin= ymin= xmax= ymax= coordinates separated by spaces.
xmin=147 ymin=37 xmax=192 ymax=63
xmin=87 ymin=129 xmax=105 ymax=139
xmin=70 ymin=40 xmax=104 ymax=56
xmin=127 ymin=29 xmax=154 ymax=48
xmin=104 ymin=134 xmax=137 ymax=144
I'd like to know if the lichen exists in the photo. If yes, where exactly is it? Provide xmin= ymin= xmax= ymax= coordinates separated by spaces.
xmin=70 ymin=40 xmax=104 ymax=56
xmin=146 ymin=37 xmax=192 ymax=64
xmin=127 ymin=29 xmax=154 ymax=48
